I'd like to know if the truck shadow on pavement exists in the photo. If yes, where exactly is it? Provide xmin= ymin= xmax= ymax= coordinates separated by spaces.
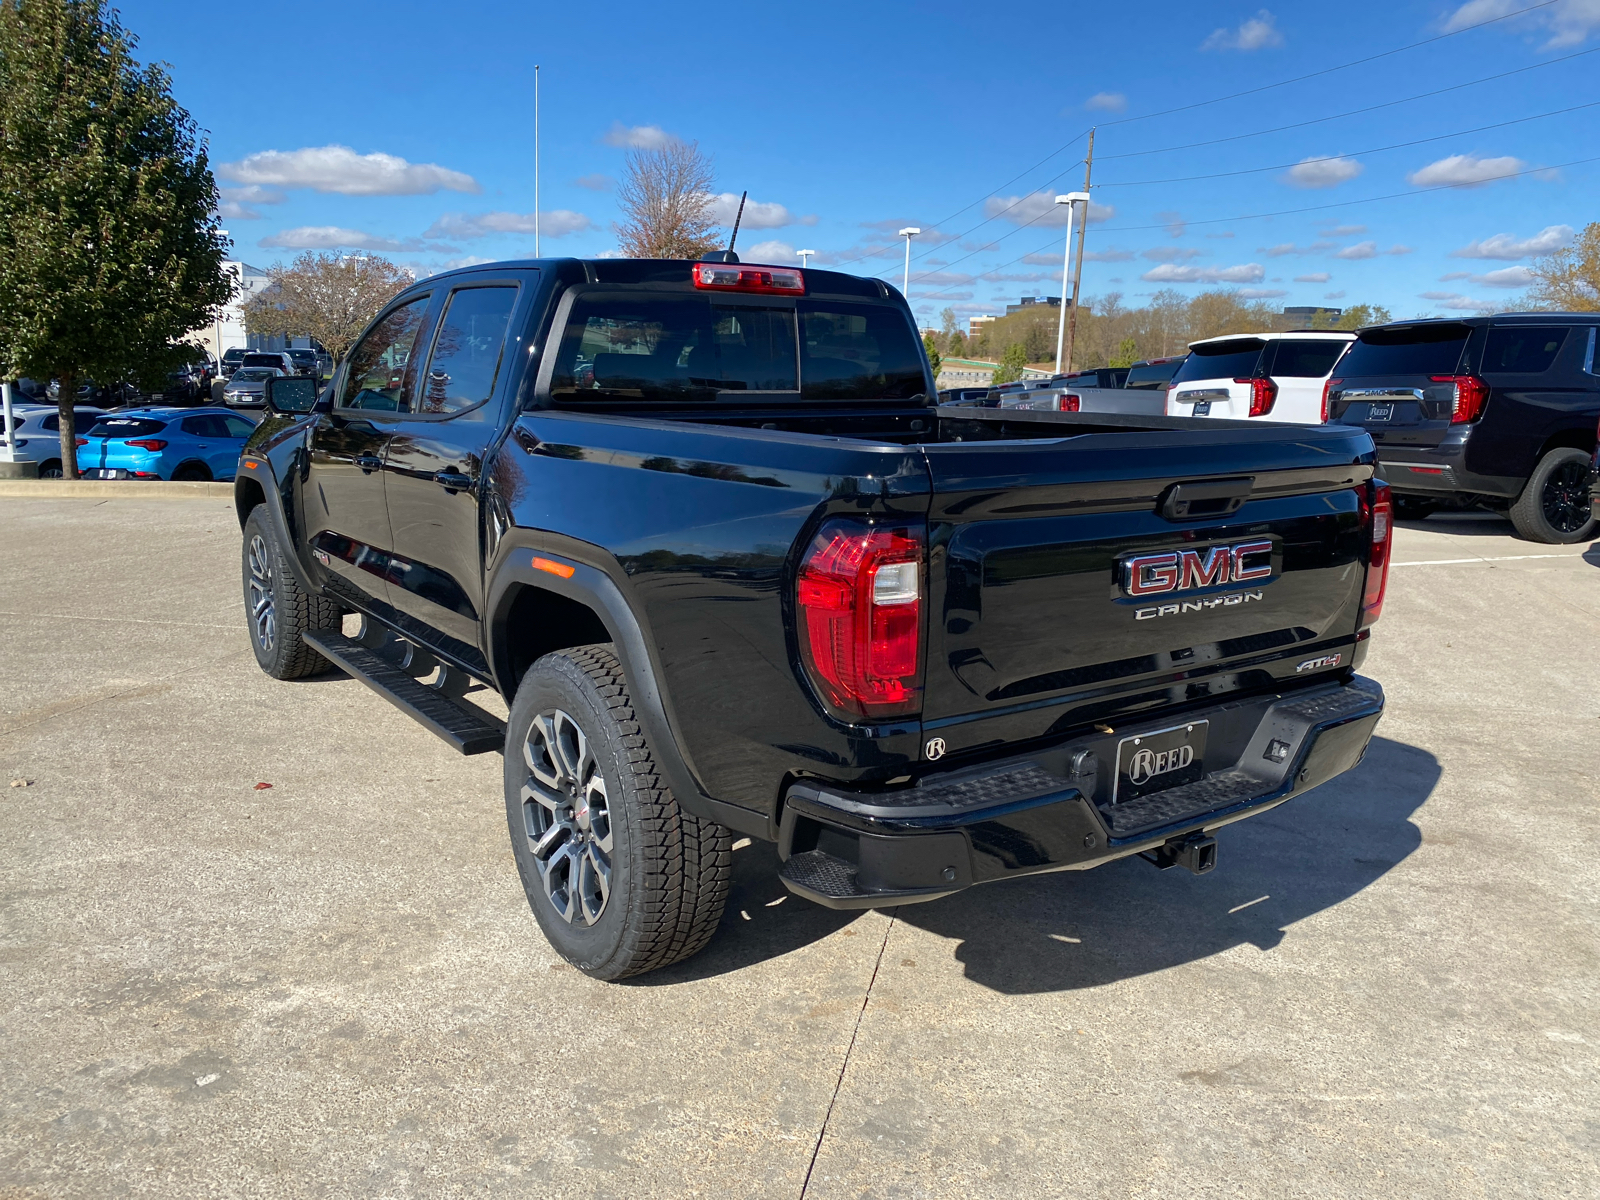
xmin=643 ymin=735 xmax=1439 ymax=990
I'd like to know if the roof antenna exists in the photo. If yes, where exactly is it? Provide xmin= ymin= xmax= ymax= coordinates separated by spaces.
xmin=700 ymin=191 xmax=746 ymax=263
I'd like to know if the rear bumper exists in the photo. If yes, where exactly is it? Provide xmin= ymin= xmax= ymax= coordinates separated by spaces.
xmin=777 ymin=676 xmax=1384 ymax=909
xmin=1376 ymin=444 xmax=1523 ymax=499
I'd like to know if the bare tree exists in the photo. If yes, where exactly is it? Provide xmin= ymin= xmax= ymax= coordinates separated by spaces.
xmin=613 ymin=141 xmax=721 ymax=259
xmin=1523 ymin=221 xmax=1600 ymax=312
xmin=241 ymin=251 xmax=412 ymax=365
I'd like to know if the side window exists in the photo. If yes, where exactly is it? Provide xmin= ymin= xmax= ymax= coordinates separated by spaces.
xmin=41 ymin=414 xmax=60 ymax=432
xmin=416 ymin=286 xmax=518 ymax=414
xmin=1272 ymin=340 xmax=1347 ymax=378
xmin=337 ymin=296 xmax=432 ymax=411
xmin=1585 ymin=328 xmax=1599 ymax=377
xmin=180 ymin=416 xmax=207 ymax=437
xmin=1482 ymin=326 xmax=1568 ymax=374
xmin=222 ymin=415 xmax=256 ymax=438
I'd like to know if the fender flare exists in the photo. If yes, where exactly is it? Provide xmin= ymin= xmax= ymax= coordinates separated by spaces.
xmin=234 ymin=461 xmax=316 ymax=593
xmin=484 ymin=535 xmax=768 ymax=840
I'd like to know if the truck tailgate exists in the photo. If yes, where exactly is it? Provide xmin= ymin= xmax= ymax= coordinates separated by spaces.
xmin=921 ymin=421 xmax=1374 ymax=755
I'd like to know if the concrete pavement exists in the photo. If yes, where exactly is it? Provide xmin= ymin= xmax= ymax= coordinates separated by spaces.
xmin=1 ymin=499 xmax=1596 ymax=1198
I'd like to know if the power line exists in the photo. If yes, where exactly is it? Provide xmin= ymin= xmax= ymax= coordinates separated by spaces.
xmin=1095 ymin=99 xmax=1600 ymax=190
xmin=1097 ymin=46 xmax=1600 ymax=162
xmin=1099 ymin=0 xmax=1563 ymax=129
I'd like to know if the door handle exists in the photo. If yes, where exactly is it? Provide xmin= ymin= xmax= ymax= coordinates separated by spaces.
xmin=355 ymin=454 xmax=382 ymax=473
xmin=434 ymin=470 xmax=473 ymax=493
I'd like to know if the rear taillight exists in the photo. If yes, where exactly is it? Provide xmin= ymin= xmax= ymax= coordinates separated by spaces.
xmin=1322 ymin=378 xmax=1342 ymax=423
xmin=692 ymin=262 xmax=805 ymax=294
xmin=1429 ymin=375 xmax=1489 ymax=424
xmin=1058 ymin=393 xmax=1081 ymax=412
xmin=74 ymin=437 xmax=88 ymax=446
xmin=1236 ymin=377 xmax=1278 ymax=417
xmin=124 ymin=439 xmax=168 ymax=451
xmin=796 ymin=518 xmax=925 ymax=721
xmin=1359 ymin=478 xmax=1393 ymax=629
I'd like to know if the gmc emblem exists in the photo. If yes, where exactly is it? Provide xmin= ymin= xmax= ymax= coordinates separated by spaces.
xmin=1122 ymin=540 xmax=1274 ymax=597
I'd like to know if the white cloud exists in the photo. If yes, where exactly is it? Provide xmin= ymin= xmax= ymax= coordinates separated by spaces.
xmin=1477 ymin=265 xmax=1537 ymax=287
xmin=220 ymin=145 xmax=479 ymax=196
xmin=984 ymin=191 xmax=1114 ymax=227
xmin=423 ymin=210 xmax=592 ymax=240
xmin=1420 ymin=290 xmax=1500 ymax=312
xmin=601 ymin=123 xmax=678 ymax=150
xmin=1324 ymin=290 xmax=1347 ymax=299
xmin=1451 ymin=224 xmax=1575 ymax=260
xmin=574 ymin=173 xmax=614 ymax=191
xmin=221 ymin=184 xmax=285 ymax=206
xmin=1143 ymin=246 xmax=1203 ymax=262
xmin=1317 ymin=223 xmax=1367 ymax=236
xmin=1284 ymin=155 xmax=1363 ymax=189
xmin=742 ymin=240 xmax=797 ymax=264
xmin=1202 ymin=9 xmax=1285 ymax=50
xmin=1141 ymin=263 xmax=1266 ymax=284
xmin=1085 ymin=92 xmax=1128 ymax=112
xmin=219 ymin=201 xmax=262 ymax=220
xmin=441 ymin=255 xmax=498 ymax=270
xmin=1238 ymin=288 xmax=1288 ymax=299
xmin=260 ymin=226 xmax=431 ymax=252
xmin=1406 ymin=153 xmax=1527 ymax=188
xmin=914 ymin=272 xmax=980 ymax=287
xmin=1156 ymin=210 xmax=1186 ymax=237
xmin=1084 ymin=248 xmax=1136 ymax=262
xmin=912 ymin=289 xmax=973 ymax=301
xmin=709 ymin=194 xmax=805 ymax=229
xmin=1336 ymin=241 xmax=1379 ymax=260
xmin=1261 ymin=240 xmax=1336 ymax=257
xmin=1294 ymin=272 xmax=1332 ymax=283
xmin=1442 ymin=0 xmax=1600 ymax=49
xmin=1439 ymin=271 xmax=1473 ymax=281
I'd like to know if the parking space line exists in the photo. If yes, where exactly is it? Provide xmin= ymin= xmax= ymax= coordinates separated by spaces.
xmin=0 ymin=609 xmax=239 ymax=629
xmin=1392 ymin=553 xmax=1593 ymax=566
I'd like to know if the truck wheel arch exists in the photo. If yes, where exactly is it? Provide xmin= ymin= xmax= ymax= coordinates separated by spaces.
xmin=484 ymin=545 xmax=768 ymax=841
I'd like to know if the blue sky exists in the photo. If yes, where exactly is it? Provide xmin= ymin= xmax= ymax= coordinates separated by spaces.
xmin=123 ymin=0 xmax=1598 ymax=323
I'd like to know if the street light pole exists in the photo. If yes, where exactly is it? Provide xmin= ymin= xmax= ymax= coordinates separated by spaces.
xmin=214 ymin=229 xmax=231 ymax=380
xmin=1052 ymin=194 xmax=1088 ymax=374
xmin=898 ymin=227 xmax=920 ymax=298
xmin=796 ymin=249 xmax=815 ymax=268
xmin=534 ymin=64 xmax=540 ymax=257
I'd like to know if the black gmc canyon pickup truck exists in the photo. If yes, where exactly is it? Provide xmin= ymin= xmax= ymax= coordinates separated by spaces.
xmin=236 ymin=256 xmax=1389 ymax=979
xmin=1326 ymin=314 xmax=1600 ymax=542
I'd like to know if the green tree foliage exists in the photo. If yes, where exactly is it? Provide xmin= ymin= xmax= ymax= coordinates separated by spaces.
xmin=0 ymin=0 xmax=231 ymax=477
xmin=242 ymin=252 xmax=412 ymax=365
xmin=946 ymin=329 xmax=967 ymax=358
xmin=1334 ymin=303 xmax=1393 ymax=330
xmin=1523 ymin=222 xmax=1600 ymax=311
xmin=992 ymin=341 xmax=1028 ymax=386
xmin=922 ymin=332 xmax=941 ymax=382
xmin=1108 ymin=336 xmax=1139 ymax=368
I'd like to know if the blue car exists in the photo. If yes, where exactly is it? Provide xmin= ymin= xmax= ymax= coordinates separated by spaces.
xmin=79 ymin=407 xmax=258 ymax=481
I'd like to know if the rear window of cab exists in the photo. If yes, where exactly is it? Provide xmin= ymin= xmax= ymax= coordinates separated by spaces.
xmin=1338 ymin=323 xmax=1471 ymax=377
xmin=549 ymin=294 xmax=927 ymax=402
xmin=1171 ymin=339 xmax=1265 ymax=383
xmin=86 ymin=418 xmax=166 ymax=438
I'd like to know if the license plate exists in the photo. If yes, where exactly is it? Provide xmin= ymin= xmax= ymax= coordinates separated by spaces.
xmin=1114 ymin=720 xmax=1208 ymax=803
xmin=1368 ymin=402 xmax=1393 ymax=421
xmin=83 ymin=468 xmax=129 ymax=479
xmin=1192 ymin=400 xmax=1211 ymax=416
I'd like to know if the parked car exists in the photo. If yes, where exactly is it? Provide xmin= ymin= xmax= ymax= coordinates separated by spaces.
xmin=1326 ymin=315 xmax=1600 ymax=542
xmin=1124 ymin=356 xmax=1186 ymax=390
xmin=1 ymin=404 xmax=109 ymax=476
xmin=236 ymin=255 xmax=1389 ymax=980
xmin=242 ymin=351 xmax=296 ymax=376
xmin=79 ymin=407 xmax=257 ymax=481
xmin=1167 ymin=332 xmax=1354 ymax=424
xmin=221 ymin=347 xmax=248 ymax=378
xmin=223 ymin=366 xmax=285 ymax=408
xmin=998 ymin=361 xmax=1172 ymax=417
xmin=160 ymin=363 xmax=211 ymax=405
xmin=46 ymin=378 xmax=142 ymax=407
xmin=284 ymin=348 xmax=321 ymax=377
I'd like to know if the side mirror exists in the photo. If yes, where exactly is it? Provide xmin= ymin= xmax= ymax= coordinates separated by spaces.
xmin=264 ymin=375 xmax=318 ymax=416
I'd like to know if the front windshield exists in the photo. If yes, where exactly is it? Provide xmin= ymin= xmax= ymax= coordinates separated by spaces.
xmin=232 ymin=368 xmax=275 ymax=382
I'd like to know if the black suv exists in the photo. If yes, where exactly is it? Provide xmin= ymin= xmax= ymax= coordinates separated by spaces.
xmin=1327 ymin=314 xmax=1600 ymax=543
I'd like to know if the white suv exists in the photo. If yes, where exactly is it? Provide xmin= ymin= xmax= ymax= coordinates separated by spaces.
xmin=1166 ymin=331 xmax=1354 ymax=424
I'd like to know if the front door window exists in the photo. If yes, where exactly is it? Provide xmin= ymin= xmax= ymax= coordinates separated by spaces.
xmin=339 ymin=296 xmax=432 ymax=411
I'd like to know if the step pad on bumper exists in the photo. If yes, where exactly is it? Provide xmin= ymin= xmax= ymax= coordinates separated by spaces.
xmin=778 ymin=849 xmax=958 ymax=911
xmin=304 ymin=631 xmax=505 ymax=755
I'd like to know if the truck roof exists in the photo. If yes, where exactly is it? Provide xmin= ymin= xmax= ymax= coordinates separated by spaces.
xmin=418 ymin=256 xmax=893 ymax=299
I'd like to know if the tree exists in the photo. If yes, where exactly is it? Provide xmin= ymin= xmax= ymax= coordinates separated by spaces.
xmin=0 ymin=0 xmax=231 ymax=478
xmin=1523 ymin=222 xmax=1600 ymax=311
xmin=992 ymin=341 xmax=1028 ymax=386
xmin=1108 ymin=336 xmax=1139 ymax=367
xmin=923 ymin=332 xmax=942 ymax=382
xmin=1334 ymin=303 xmax=1393 ymax=330
xmin=613 ymin=140 xmax=722 ymax=259
xmin=241 ymin=252 xmax=412 ymax=365
xmin=947 ymin=329 xmax=967 ymax=358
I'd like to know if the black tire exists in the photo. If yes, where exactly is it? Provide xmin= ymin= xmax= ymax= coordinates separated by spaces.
xmin=39 ymin=459 xmax=62 ymax=479
xmin=172 ymin=461 xmax=213 ymax=482
xmin=241 ymin=505 xmax=339 ymax=679
xmin=504 ymin=644 xmax=731 ymax=980
xmin=1508 ymin=447 xmax=1596 ymax=544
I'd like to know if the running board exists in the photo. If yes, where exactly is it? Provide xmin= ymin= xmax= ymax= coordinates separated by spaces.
xmin=302 ymin=631 xmax=505 ymax=755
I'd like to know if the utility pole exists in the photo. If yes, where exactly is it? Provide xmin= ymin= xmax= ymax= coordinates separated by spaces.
xmin=534 ymin=65 xmax=541 ymax=257
xmin=1062 ymin=128 xmax=1094 ymax=374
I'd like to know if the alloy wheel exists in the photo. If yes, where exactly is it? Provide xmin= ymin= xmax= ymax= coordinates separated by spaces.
xmin=247 ymin=534 xmax=275 ymax=653
xmin=1542 ymin=460 xmax=1591 ymax=534
xmin=520 ymin=708 xmax=612 ymax=926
